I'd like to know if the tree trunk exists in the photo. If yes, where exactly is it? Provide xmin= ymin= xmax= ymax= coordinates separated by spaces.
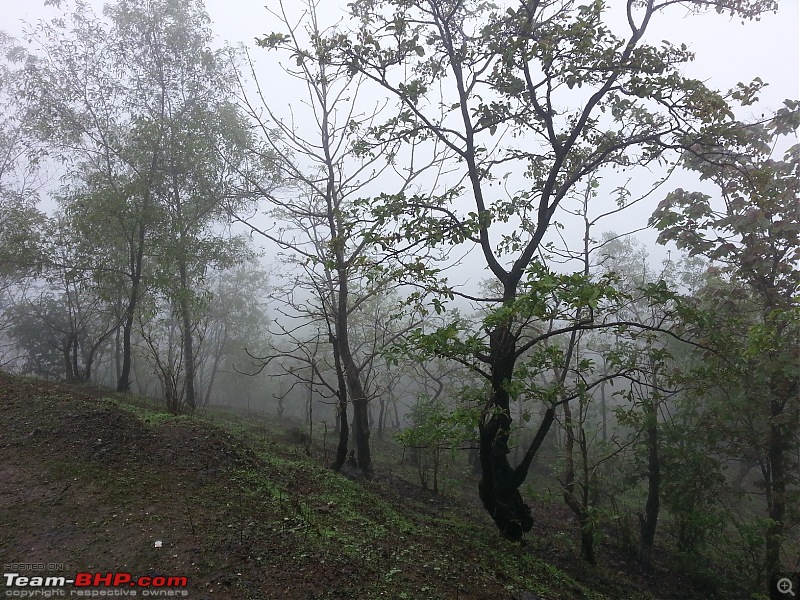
xmin=117 ymin=226 xmax=145 ymax=393
xmin=330 ymin=336 xmax=350 ymax=472
xmin=764 ymin=397 xmax=787 ymax=576
xmin=599 ymin=370 xmax=608 ymax=444
xmin=580 ymin=518 xmax=597 ymax=564
xmin=82 ymin=346 xmax=94 ymax=383
xmin=176 ymin=177 xmax=196 ymax=413
xmin=62 ymin=336 xmax=75 ymax=383
xmin=117 ymin=312 xmax=133 ymax=391
xmin=332 ymin=389 xmax=349 ymax=471
xmin=350 ymin=383 xmax=372 ymax=474
xmin=71 ymin=337 xmax=80 ymax=382
xmin=306 ymin=368 xmax=314 ymax=456
xmin=433 ymin=445 xmax=440 ymax=494
xmin=638 ymin=398 xmax=660 ymax=570
xmin=203 ymin=341 xmax=224 ymax=406
xmin=181 ymin=297 xmax=197 ymax=413
xmin=469 ymin=442 xmax=481 ymax=475
xmin=114 ymin=299 xmax=122 ymax=383
xmin=393 ymin=398 xmax=401 ymax=429
xmin=334 ymin=259 xmax=372 ymax=474
xmin=276 ymin=396 xmax=285 ymax=419
xmin=477 ymin=322 xmax=535 ymax=541
xmin=562 ymin=400 xmax=597 ymax=563
xmin=377 ymin=398 xmax=386 ymax=439
xmin=306 ymin=374 xmax=313 ymax=427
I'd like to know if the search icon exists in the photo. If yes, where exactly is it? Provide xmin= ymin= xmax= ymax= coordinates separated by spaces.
xmin=778 ymin=577 xmax=796 ymax=597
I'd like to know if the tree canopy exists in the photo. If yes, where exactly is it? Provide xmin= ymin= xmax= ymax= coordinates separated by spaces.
xmin=0 ymin=0 xmax=797 ymax=593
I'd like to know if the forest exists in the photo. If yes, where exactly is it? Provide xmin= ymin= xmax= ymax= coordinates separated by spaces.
xmin=0 ymin=0 xmax=797 ymax=597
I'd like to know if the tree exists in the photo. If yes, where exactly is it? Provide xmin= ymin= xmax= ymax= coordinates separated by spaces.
xmin=589 ymin=235 xmax=675 ymax=569
xmin=397 ymin=354 xmax=482 ymax=493
xmin=23 ymin=2 xmax=164 ymax=392
xmin=0 ymin=32 xmax=45 ymax=361
xmin=233 ymin=0 xmax=441 ymax=474
xmin=22 ymin=3 xmax=154 ymax=392
xmin=335 ymin=0 xmax=778 ymax=540
xmin=0 ymin=31 xmax=43 ymax=254
xmin=651 ymin=103 xmax=800 ymax=578
xmin=194 ymin=261 xmax=272 ymax=407
xmin=23 ymin=0 xmax=258 ymax=405
xmin=7 ymin=296 xmax=66 ymax=379
xmin=3 ymin=208 xmax=125 ymax=383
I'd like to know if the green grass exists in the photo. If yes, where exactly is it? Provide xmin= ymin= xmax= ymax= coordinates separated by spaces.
xmin=0 ymin=373 xmax=676 ymax=599
xmin=102 ymin=398 xmax=625 ymax=598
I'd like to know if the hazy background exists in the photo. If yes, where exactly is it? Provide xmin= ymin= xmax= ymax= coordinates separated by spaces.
xmin=2 ymin=0 xmax=798 ymax=281
xmin=4 ymin=0 xmax=797 ymax=110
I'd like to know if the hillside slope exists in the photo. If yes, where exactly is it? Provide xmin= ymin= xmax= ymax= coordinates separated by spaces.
xmin=0 ymin=372 xmax=667 ymax=600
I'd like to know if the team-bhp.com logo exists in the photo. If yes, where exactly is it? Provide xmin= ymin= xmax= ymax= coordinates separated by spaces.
xmin=4 ymin=572 xmax=188 ymax=597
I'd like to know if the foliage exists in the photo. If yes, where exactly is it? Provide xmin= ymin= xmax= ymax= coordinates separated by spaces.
xmin=7 ymin=296 xmax=66 ymax=379
xmin=0 ymin=0 xmax=795 ymax=588
xmin=652 ymin=107 xmax=800 ymax=579
xmin=651 ymin=101 xmax=800 ymax=299
xmin=398 ymin=395 xmax=480 ymax=493
xmin=329 ymin=0 xmax=781 ymax=541
xmin=18 ymin=0 xmax=261 ymax=406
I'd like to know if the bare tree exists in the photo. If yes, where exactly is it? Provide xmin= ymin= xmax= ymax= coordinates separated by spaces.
xmin=229 ymin=0 xmax=445 ymax=474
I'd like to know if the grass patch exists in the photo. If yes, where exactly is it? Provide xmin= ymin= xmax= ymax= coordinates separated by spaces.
xmin=0 ymin=371 xmax=691 ymax=599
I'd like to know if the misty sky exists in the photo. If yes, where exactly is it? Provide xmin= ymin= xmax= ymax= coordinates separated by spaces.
xmin=4 ymin=0 xmax=798 ymax=105
xmin=2 ymin=0 xmax=799 ymax=280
